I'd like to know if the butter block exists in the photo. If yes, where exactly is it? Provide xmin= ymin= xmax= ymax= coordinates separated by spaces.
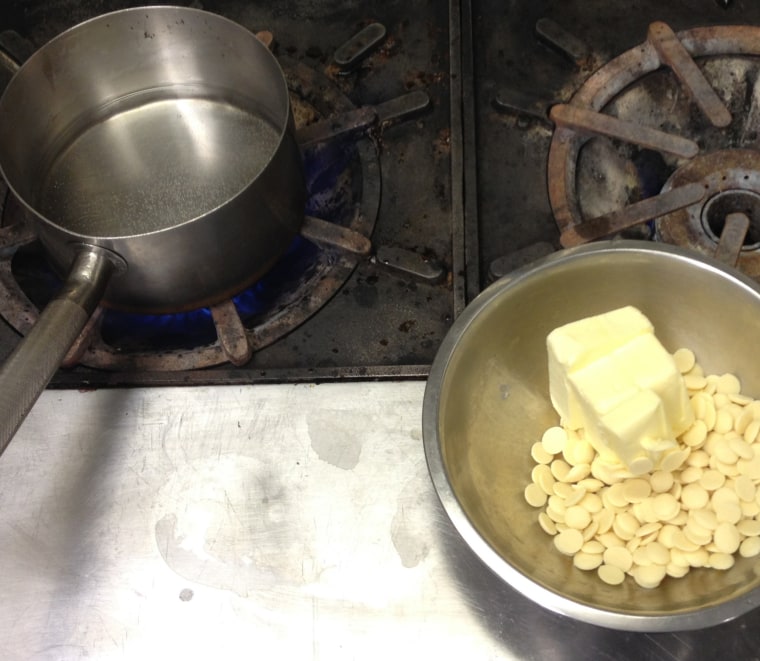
xmin=547 ymin=306 xmax=653 ymax=429
xmin=623 ymin=333 xmax=693 ymax=438
xmin=596 ymin=389 xmax=671 ymax=476
xmin=546 ymin=306 xmax=694 ymax=474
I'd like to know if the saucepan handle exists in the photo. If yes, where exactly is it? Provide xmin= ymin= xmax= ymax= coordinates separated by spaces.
xmin=0 ymin=246 xmax=115 ymax=455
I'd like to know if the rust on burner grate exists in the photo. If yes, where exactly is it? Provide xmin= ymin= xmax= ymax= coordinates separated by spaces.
xmin=550 ymin=104 xmax=699 ymax=159
xmin=210 ymin=300 xmax=253 ymax=367
xmin=714 ymin=213 xmax=750 ymax=266
xmin=559 ymin=182 xmax=706 ymax=248
xmin=647 ymin=22 xmax=732 ymax=128
xmin=547 ymin=23 xmax=760 ymax=279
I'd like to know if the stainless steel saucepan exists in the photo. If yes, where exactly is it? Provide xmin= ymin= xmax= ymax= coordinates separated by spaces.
xmin=0 ymin=6 xmax=306 ymax=451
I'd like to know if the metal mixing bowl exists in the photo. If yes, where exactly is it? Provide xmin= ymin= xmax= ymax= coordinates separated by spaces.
xmin=422 ymin=240 xmax=760 ymax=631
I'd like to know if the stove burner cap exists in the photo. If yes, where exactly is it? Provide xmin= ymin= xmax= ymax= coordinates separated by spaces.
xmin=656 ymin=149 xmax=760 ymax=277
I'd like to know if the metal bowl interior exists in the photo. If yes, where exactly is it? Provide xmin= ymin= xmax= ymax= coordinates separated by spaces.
xmin=422 ymin=240 xmax=760 ymax=631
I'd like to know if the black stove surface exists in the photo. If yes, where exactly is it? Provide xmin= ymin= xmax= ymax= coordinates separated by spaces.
xmin=4 ymin=0 xmax=760 ymax=387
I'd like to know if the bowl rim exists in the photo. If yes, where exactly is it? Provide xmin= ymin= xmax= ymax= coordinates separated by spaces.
xmin=422 ymin=239 xmax=760 ymax=632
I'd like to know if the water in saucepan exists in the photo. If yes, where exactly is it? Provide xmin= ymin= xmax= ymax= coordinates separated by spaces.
xmin=35 ymin=95 xmax=282 ymax=237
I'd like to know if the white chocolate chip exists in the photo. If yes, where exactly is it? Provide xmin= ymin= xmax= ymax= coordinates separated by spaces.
xmin=729 ymin=436 xmax=754 ymax=460
xmin=597 ymin=564 xmax=626 ymax=585
xmin=716 ymin=373 xmax=741 ymax=394
xmin=631 ymin=564 xmax=666 ymax=589
xmin=713 ymin=522 xmax=741 ymax=554
xmin=649 ymin=470 xmax=674 ymax=493
xmin=681 ymin=420 xmax=708 ymax=447
xmin=659 ymin=447 xmax=690 ymax=472
xmin=744 ymin=419 xmax=760 ymax=444
xmin=524 ymin=483 xmax=548 ymax=508
xmin=582 ymin=540 xmax=605 ymax=554
xmin=735 ymin=474 xmax=756 ymax=503
xmin=554 ymin=528 xmax=584 ymax=555
xmin=622 ymin=478 xmax=651 ymax=503
xmin=552 ymin=481 xmax=575 ymax=500
xmin=684 ymin=373 xmax=707 ymax=391
xmin=538 ymin=512 xmax=557 ymax=535
xmin=680 ymin=483 xmax=709 ymax=510
xmin=573 ymin=552 xmax=604 ymax=571
xmin=739 ymin=537 xmax=760 ymax=558
xmin=565 ymin=505 xmax=592 ymax=530
xmin=531 ymin=441 xmax=554 ymax=464
xmin=550 ymin=458 xmax=571 ymax=481
xmin=542 ymin=426 xmax=568 ymax=455
xmin=713 ymin=435 xmax=738 ymax=462
xmin=532 ymin=464 xmax=555 ymax=496
xmin=651 ymin=493 xmax=680 ymax=521
xmin=673 ymin=348 xmax=695 ymax=373
xmin=564 ymin=485 xmax=587 ymax=507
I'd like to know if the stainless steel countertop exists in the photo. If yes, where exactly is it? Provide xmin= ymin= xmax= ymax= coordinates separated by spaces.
xmin=2 ymin=382 xmax=760 ymax=660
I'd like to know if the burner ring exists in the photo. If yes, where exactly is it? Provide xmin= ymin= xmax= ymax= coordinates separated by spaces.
xmin=656 ymin=149 xmax=760 ymax=276
xmin=547 ymin=23 xmax=760 ymax=280
xmin=701 ymin=192 xmax=760 ymax=248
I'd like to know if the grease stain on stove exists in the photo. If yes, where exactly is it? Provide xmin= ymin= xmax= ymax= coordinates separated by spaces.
xmin=350 ymin=281 xmax=379 ymax=307
xmin=398 ymin=319 xmax=416 ymax=333
xmin=306 ymin=409 xmax=363 ymax=470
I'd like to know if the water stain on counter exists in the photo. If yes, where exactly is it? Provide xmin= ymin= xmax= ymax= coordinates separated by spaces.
xmin=306 ymin=409 xmax=363 ymax=470
xmin=391 ymin=461 xmax=433 ymax=568
xmin=153 ymin=455 xmax=314 ymax=597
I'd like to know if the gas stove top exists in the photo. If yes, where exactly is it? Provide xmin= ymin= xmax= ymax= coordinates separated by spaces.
xmin=4 ymin=0 xmax=760 ymax=390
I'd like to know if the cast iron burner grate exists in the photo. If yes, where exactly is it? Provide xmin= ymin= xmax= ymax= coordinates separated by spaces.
xmin=0 ymin=38 xmax=432 ymax=372
xmin=544 ymin=22 xmax=760 ymax=276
